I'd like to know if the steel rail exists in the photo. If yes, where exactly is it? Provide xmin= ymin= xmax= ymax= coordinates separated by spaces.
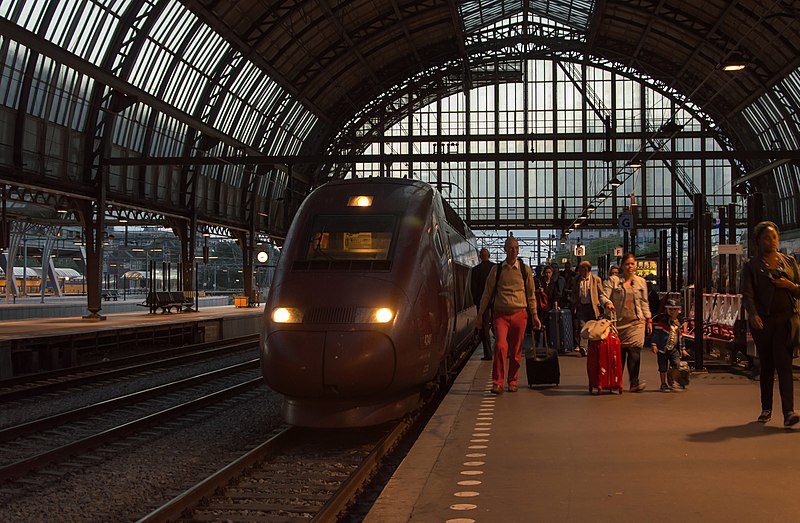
xmin=312 ymin=417 xmax=413 ymax=522
xmin=0 ymin=359 xmax=259 ymax=443
xmin=0 ymin=378 xmax=264 ymax=482
xmin=135 ymin=426 xmax=298 ymax=523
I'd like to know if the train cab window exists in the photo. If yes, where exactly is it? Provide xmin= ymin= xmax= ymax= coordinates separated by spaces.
xmin=304 ymin=214 xmax=396 ymax=261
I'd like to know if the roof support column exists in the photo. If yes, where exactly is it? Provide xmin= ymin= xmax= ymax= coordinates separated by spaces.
xmin=76 ymin=196 xmax=105 ymax=321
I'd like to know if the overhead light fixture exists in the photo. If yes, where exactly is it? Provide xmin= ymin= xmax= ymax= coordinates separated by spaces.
xmin=559 ymin=232 xmax=567 ymax=246
xmin=118 ymin=218 xmax=128 ymax=224
xmin=720 ymin=52 xmax=748 ymax=72
xmin=597 ymin=192 xmax=608 ymax=201
xmin=586 ymin=205 xmax=597 ymax=212
xmin=609 ymin=175 xmax=623 ymax=188
xmin=626 ymin=159 xmax=643 ymax=169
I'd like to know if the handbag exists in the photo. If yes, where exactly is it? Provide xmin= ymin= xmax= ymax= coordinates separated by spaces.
xmin=581 ymin=318 xmax=612 ymax=341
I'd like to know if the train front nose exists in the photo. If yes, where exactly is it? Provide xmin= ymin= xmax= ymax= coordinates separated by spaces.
xmin=262 ymin=329 xmax=396 ymax=398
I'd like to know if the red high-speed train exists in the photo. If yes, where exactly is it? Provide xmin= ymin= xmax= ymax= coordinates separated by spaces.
xmin=261 ymin=177 xmax=479 ymax=427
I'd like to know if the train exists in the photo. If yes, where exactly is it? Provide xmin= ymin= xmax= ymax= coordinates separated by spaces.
xmin=261 ymin=177 xmax=479 ymax=427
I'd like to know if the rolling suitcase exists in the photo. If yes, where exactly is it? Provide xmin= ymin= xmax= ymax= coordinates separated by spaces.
xmin=526 ymin=333 xmax=560 ymax=388
xmin=549 ymin=309 xmax=574 ymax=354
xmin=586 ymin=329 xmax=623 ymax=395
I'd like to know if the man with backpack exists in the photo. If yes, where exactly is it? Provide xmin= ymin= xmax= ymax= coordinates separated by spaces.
xmin=476 ymin=237 xmax=541 ymax=394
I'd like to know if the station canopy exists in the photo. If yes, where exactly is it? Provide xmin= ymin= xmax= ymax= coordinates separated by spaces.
xmin=0 ymin=0 xmax=798 ymax=238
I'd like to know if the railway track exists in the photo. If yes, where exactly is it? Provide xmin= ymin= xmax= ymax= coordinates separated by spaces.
xmin=138 ymin=422 xmax=411 ymax=523
xmin=0 ymin=334 xmax=259 ymax=403
xmin=138 ymin=342 xmax=477 ymax=522
xmin=0 ymin=362 xmax=264 ymax=483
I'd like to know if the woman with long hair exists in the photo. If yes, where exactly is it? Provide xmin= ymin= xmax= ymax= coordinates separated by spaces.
xmin=603 ymin=252 xmax=652 ymax=392
xmin=739 ymin=221 xmax=800 ymax=426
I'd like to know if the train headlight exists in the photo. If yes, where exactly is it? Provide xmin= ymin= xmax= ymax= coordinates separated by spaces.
xmin=356 ymin=307 xmax=394 ymax=323
xmin=374 ymin=308 xmax=394 ymax=323
xmin=272 ymin=307 xmax=303 ymax=323
xmin=347 ymin=195 xmax=373 ymax=207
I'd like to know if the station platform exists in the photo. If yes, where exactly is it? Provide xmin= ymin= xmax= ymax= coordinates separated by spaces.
xmin=367 ymin=347 xmax=800 ymax=522
xmin=0 ymin=305 xmax=264 ymax=378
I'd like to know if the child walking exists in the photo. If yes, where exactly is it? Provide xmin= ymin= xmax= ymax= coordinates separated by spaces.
xmin=650 ymin=295 xmax=688 ymax=392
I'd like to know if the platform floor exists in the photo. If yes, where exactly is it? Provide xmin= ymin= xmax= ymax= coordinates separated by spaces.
xmin=367 ymin=347 xmax=800 ymax=522
xmin=0 ymin=305 xmax=264 ymax=342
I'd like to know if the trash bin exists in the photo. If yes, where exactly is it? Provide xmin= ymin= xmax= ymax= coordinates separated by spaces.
xmin=234 ymin=295 xmax=248 ymax=308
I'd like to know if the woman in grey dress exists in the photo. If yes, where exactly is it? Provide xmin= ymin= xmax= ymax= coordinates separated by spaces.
xmin=603 ymin=252 xmax=652 ymax=392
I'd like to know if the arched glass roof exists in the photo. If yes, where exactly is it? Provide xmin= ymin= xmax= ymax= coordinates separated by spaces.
xmin=0 ymin=0 xmax=797 ymax=238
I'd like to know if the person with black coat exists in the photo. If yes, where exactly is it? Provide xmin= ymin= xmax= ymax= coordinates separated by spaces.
xmin=471 ymin=248 xmax=495 ymax=360
xmin=739 ymin=221 xmax=800 ymax=427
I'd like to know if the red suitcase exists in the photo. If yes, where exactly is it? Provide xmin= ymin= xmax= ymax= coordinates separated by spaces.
xmin=587 ymin=330 xmax=623 ymax=395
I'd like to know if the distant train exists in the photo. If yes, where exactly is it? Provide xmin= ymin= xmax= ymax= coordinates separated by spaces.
xmin=261 ymin=178 xmax=479 ymax=427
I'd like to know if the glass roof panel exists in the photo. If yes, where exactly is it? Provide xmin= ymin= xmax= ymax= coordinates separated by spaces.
xmin=459 ymin=0 xmax=595 ymax=34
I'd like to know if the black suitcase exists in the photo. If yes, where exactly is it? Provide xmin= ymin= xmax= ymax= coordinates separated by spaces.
xmin=526 ymin=337 xmax=560 ymax=388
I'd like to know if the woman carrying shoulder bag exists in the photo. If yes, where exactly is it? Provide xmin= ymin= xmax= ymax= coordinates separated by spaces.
xmin=603 ymin=252 xmax=651 ymax=392
xmin=739 ymin=221 xmax=800 ymax=427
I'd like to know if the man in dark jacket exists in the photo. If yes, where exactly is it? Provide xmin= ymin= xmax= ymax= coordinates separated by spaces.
xmin=471 ymin=248 xmax=495 ymax=360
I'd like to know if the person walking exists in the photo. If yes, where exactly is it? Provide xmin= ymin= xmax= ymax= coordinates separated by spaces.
xmin=739 ymin=221 xmax=800 ymax=426
xmin=573 ymin=260 xmax=612 ymax=356
xmin=477 ymin=237 xmax=541 ymax=394
xmin=471 ymin=248 xmax=495 ymax=360
xmin=650 ymin=295 xmax=689 ymax=392
xmin=538 ymin=265 xmax=561 ymax=348
xmin=604 ymin=252 xmax=652 ymax=392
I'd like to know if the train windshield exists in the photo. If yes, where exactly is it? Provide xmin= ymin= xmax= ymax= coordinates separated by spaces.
xmin=304 ymin=214 xmax=396 ymax=261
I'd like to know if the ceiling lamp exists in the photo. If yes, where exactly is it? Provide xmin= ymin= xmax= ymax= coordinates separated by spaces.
xmin=720 ymin=52 xmax=748 ymax=72
xmin=597 ymin=192 xmax=608 ymax=201
xmin=626 ymin=159 xmax=643 ymax=169
xmin=586 ymin=205 xmax=597 ymax=212
xmin=559 ymin=232 xmax=567 ymax=246
xmin=609 ymin=175 xmax=623 ymax=188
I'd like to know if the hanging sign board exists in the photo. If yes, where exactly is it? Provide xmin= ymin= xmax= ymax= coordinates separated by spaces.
xmin=574 ymin=245 xmax=586 ymax=257
xmin=718 ymin=244 xmax=744 ymax=255
xmin=614 ymin=246 xmax=624 ymax=257
xmin=618 ymin=212 xmax=634 ymax=231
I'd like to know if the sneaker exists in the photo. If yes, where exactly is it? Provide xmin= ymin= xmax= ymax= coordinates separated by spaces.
xmin=784 ymin=411 xmax=799 ymax=427
xmin=630 ymin=383 xmax=646 ymax=393
xmin=670 ymin=383 xmax=685 ymax=392
xmin=757 ymin=409 xmax=771 ymax=423
xmin=660 ymin=383 xmax=670 ymax=393
xmin=508 ymin=384 xmax=518 ymax=392
xmin=579 ymin=347 xmax=587 ymax=357
xmin=490 ymin=385 xmax=504 ymax=395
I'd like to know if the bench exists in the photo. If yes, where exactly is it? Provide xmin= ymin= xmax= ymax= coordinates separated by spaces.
xmin=136 ymin=291 xmax=190 ymax=314
xmin=169 ymin=291 xmax=195 ymax=312
xmin=101 ymin=289 xmax=120 ymax=301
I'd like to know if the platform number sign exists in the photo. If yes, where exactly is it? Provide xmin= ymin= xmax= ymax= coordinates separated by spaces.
xmin=614 ymin=246 xmax=624 ymax=257
xmin=574 ymin=244 xmax=585 ymax=257
xmin=618 ymin=211 xmax=634 ymax=231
